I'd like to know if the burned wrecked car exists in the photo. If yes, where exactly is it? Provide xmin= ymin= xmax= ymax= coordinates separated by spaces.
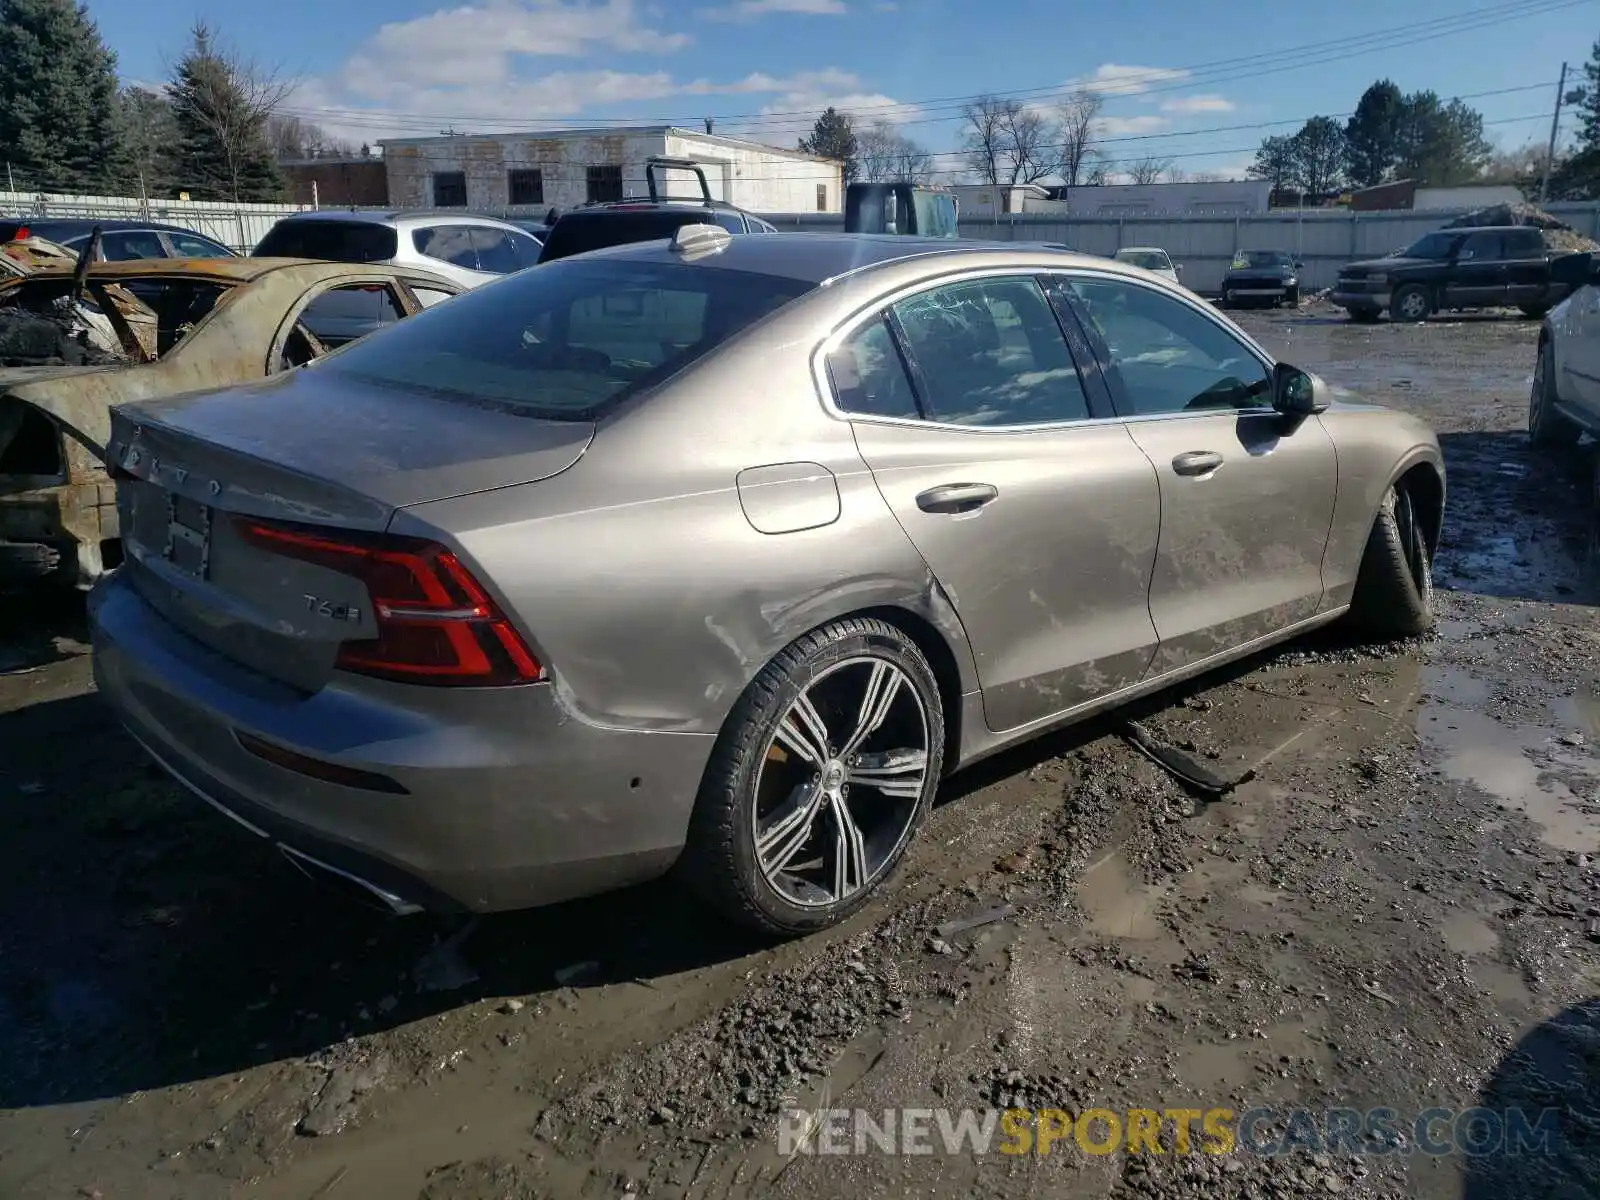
xmin=0 ymin=257 xmax=462 ymax=589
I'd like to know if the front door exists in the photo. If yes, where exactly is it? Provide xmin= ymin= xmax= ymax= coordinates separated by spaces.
xmin=1444 ymin=231 xmax=1509 ymax=308
xmin=826 ymin=273 xmax=1162 ymax=734
xmin=1057 ymin=272 xmax=1338 ymax=678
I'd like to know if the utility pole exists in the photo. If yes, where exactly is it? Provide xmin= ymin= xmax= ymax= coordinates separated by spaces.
xmin=1540 ymin=61 xmax=1569 ymax=205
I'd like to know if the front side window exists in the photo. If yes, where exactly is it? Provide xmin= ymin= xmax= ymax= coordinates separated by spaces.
xmin=889 ymin=276 xmax=1091 ymax=427
xmin=1063 ymin=276 xmax=1271 ymax=416
xmin=827 ymin=317 xmax=919 ymax=420
xmin=167 ymin=232 xmax=233 ymax=258
xmin=101 ymin=231 xmax=168 ymax=261
xmin=467 ymin=226 xmax=521 ymax=273
xmin=712 ymin=212 xmax=745 ymax=233
xmin=433 ymin=172 xmax=467 ymax=207
xmin=1399 ymin=232 xmax=1463 ymax=260
xmin=320 ymin=259 xmax=812 ymax=420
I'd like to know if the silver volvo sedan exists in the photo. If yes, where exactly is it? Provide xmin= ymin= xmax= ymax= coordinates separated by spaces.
xmin=89 ymin=229 xmax=1443 ymax=936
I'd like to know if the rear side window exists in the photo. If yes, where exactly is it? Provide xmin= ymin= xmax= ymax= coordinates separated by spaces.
xmin=254 ymin=220 xmax=398 ymax=263
xmin=1460 ymin=232 xmax=1503 ymax=261
xmin=321 ymin=258 xmax=813 ymax=419
xmin=413 ymin=225 xmax=479 ymax=269
xmin=828 ymin=317 xmax=919 ymax=420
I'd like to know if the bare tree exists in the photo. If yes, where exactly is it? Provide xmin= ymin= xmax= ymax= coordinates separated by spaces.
xmin=1085 ymin=163 xmax=1110 ymax=186
xmin=266 ymin=113 xmax=354 ymax=161
xmin=1126 ymin=155 xmax=1174 ymax=185
xmin=1052 ymin=89 xmax=1102 ymax=188
xmin=961 ymin=94 xmax=1054 ymax=185
xmin=1164 ymin=165 xmax=1189 ymax=183
xmin=856 ymin=119 xmax=936 ymax=183
xmin=961 ymin=95 xmax=1008 ymax=184
xmin=1188 ymin=171 xmax=1224 ymax=183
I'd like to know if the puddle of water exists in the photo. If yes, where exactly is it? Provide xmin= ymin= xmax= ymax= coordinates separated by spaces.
xmin=1470 ymin=960 xmax=1532 ymax=1007
xmin=1416 ymin=670 xmax=1598 ymax=854
xmin=1176 ymin=1041 xmax=1253 ymax=1094
xmin=1441 ymin=909 xmax=1499 ymax=956
xmin=1077 ymin=853 xmax=1165 ymax=940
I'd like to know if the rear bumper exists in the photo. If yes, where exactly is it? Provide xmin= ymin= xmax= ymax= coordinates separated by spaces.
xmin=89 ymin=571 xmax=714 ymax=914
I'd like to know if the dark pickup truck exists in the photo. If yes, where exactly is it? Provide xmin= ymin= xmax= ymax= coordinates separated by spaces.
xmin=1331 ymin=225 xmax=1577 ymax=323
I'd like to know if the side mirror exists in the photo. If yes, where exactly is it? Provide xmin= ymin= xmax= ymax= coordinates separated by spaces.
xmin=1549 ymin=251 xmax=1594 ymax=289
xmin=1174 ymin=263 xmax=1184 ymax=274
xmin=1273 ymin=363 xmax=1330 ymax=417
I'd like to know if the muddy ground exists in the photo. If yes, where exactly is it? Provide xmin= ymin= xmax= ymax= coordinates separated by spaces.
xmin=1 ymin=301 xmax=1597 ymax=1200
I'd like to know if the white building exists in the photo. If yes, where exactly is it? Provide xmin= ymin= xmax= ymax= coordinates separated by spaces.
xmin=1412 ymin=184 xmax=1524 ymax=211
xmin=951 ymin=183 xmax=1072 ymax=218
xmin=378 ymin=125 xmax=842 ymax=215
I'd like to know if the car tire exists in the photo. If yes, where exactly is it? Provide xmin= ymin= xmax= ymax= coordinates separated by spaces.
xmin=1390 ymin=284 xmax=1433 ymax=322
xmin=1284 ymin=287 xmax=1300 ymax=308
xmin=1519 ymin=304 xmax=1551 ymax=319
xmin=1348 ymin=484 xmax=1434 ymax=641
xmin=678 ymin=616 xmax=945 ymax=936
xmin=1528 ymin=339 xmax=1581 ymax=449
xmin=1220 ymin=290 xmax=1234 ymax=309
xmin=1346 ymin=307 xmax=1381 ymax=323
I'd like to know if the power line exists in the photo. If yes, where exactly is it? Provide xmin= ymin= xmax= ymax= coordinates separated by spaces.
xmin=272 ymin=0 xmax=1587 ymax=138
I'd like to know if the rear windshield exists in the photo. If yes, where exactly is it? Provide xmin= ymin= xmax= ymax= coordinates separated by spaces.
xmin=319 ymin=258 xmax=813 ymax=419
xmin=253 ymin=220 xmax=398 ymax=263
xmin=538 ymin=211 xmax=716 ymax=263
xmin=1116 ymin=250 xmax=1171 ymax=270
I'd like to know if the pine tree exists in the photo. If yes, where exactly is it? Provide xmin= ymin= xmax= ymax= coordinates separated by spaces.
xmin=799 ymin=107 xmax=859 ymax=184
xmin=167 ymin=22 xmax=287 ymax=202
xmin=0 ymin=0 xmax=123 ymax=194
xmin=1343 ymin=80 xmax=1406 ymax=189
xmin=1565 ymin=37 xmax=1600 ymax=153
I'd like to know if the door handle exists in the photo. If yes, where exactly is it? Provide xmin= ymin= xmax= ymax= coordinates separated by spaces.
xmin=916 ymin=482 xmax=999 ymax=514
xmin=1171 ymin=450 xmax=1224 ymax=477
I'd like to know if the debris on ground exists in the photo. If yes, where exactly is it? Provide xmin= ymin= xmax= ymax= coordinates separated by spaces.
xmin=297 ymin=1055 xmax=391 ymax=1137
xmin=1441 ymin=201 xmax=1600 ymax=252
xmin=1120 ymin=719 xmax=1253 ymax=796
xmin=933 ymin=903 xmax=1013 ymax=940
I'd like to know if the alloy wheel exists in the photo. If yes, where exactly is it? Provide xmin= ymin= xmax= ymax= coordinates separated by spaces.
xmin=753 ymin=656 xmax=930 ymax=908
xmin=1399 ymin=291 xmax=1428 ymax=320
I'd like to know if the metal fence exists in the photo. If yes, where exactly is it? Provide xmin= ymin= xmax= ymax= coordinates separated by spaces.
xmin=5 ymin=187 xmax=1599 ymax=294
xmin=760 ymin=203 xmax=1600 ymax=294
xmin=0 ymin=190 xmax=309 ymax=254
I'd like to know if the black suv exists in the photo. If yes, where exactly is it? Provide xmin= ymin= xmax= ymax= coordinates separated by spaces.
xmin=1332 ymin=225 xmax=1575 ymax=322
xmin=537 ymin=157 xmax=778 ymax=264
xmin=1220 ymin=250 xmax=1302 ymax=308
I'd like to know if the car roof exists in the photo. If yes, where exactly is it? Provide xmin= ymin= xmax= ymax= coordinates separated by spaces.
xmin=1116 ymin=246 xmax=1169 ymax=253
xmin=565 ymin=232 xmax=1146 ymax=286
xmin=0 ymin=217 xmax=217 ymax=238
xmin=269 ymin=209 xmax=533 ymax=232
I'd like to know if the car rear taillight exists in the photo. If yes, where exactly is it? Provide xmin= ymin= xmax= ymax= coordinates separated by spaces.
xmin=13 ymin=225 xmax=28 ymax=241
xmin=232 ymin=516 xmax=544 ymax=687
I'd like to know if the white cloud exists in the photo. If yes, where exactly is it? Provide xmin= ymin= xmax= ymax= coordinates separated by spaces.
xmin=1160 ymin=94 xmax=1235 ymax=115
xmin=1074 ymin=63 xmax=1190 ymax=97
xmin=699 ymin=0 xmax=846 ymax=20
xmin=342 ymin=0 xmax=689 ymax=96
xmin=1095 ymin=115 xmax=1169 ymax=137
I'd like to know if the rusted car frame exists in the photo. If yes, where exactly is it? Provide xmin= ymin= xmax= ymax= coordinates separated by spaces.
xmin=0 ymin=257 xmax=462 ymax=589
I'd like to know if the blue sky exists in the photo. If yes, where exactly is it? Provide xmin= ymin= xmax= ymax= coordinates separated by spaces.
xmin=81 ymin=0 xmax=1593 ymax=182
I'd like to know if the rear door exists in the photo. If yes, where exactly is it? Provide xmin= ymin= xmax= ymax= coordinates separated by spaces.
xmin=1503 ymin=228 xmax=1552 ymax=307
xmin=833 ymin=271 xmax=1162 ymax=734
xmin=1444 ymin=231 xmax=1508 ymax=307
xmin=1057 ymin=271 xmax=1337 ymax=677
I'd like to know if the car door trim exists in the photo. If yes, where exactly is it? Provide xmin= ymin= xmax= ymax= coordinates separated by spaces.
xmin=809 ymin=265 xmax=1118 ymax=432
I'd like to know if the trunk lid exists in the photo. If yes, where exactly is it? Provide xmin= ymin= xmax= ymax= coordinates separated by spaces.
xmin=110 ymin=368 xmax=594 ymax=691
